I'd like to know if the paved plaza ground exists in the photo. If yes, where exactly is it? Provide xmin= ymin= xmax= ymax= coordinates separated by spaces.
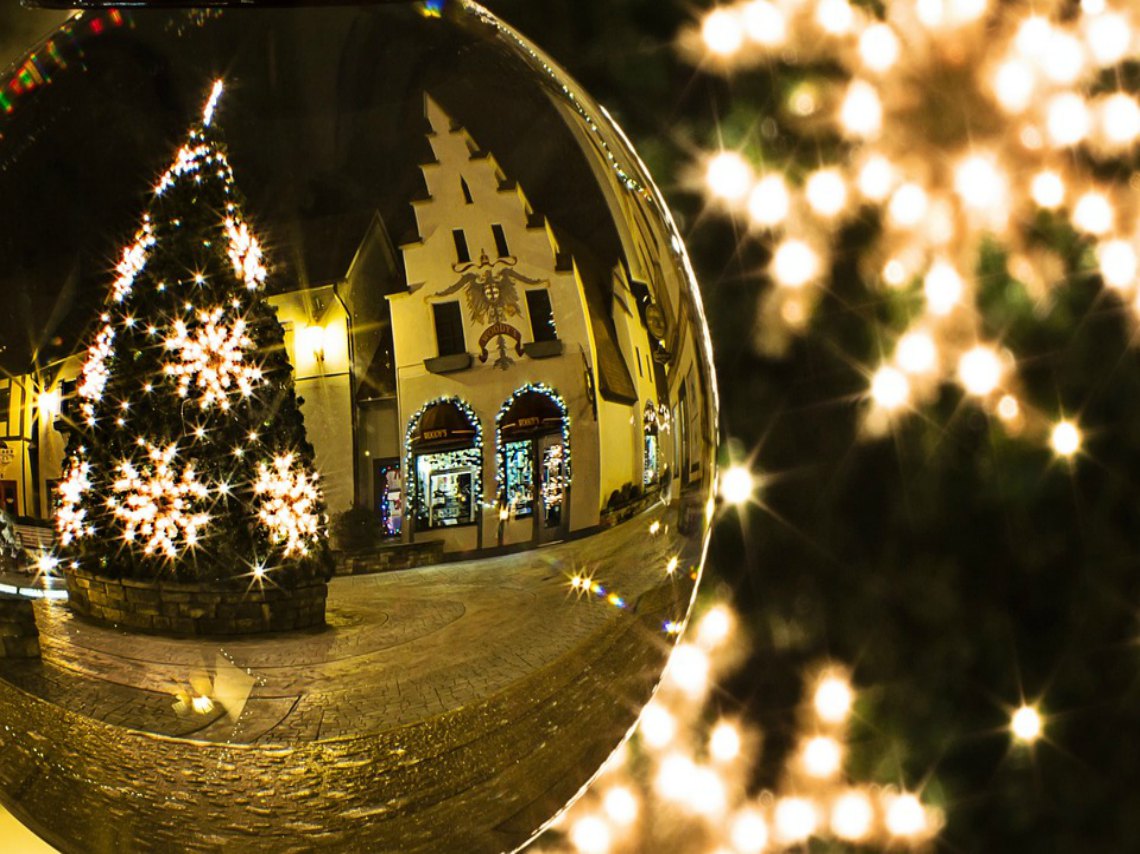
xmin=0 ymin=503 xmax=703 ymax=853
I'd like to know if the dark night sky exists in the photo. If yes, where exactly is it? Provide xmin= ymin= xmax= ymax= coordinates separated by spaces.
xmin=0 ymin=6 xmax=624 ymax=375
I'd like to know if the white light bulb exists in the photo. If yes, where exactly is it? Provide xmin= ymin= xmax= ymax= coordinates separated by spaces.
xmin=997 ymin=395 xmax=1021 ymax=423
xmin=706 ymin=151 xmax=753 ymax=203
xmin=858 ymin=155 xmax=894 ymax=201
xmin=993 ymin=60 xmax=1035 ymax=113
xmin=666 ymin=644 xmax=710 ymax=697
xmin=802 ymin=735 xmax=843 ymax=778
xmin=859 ymin=24 xmax=900 ymax=72
xmin=870 ymin=366 xmax=910 ymax=411
xmin=702 ymin=9 xmax=746 ymax=56
xmin=730 ymin=808 xmax=770 ymax=854
xmin=1073 ymin=191 xmax=1114 ymax=235
xmin=1051 ymin=421 xmax=1081 ymax=457
xmin=570 ymin=816 xmax=611 ymax=854
xmin=710 ymin=720 xmax=743 ymax=762
xmin=721 ymin=465 xmax=755 ymax=504
xmin=916 ymin=0 xmax=946 ymax=28
xmin=1047 ymin=94 xmax=1091 ymax=147
xmin=888 ymin=183 xmax=929 ymax=227
xmin=816 ymin=0 xmax=855 ymax=35
xmin=924 ymin=261 xmax=964 ymax=316
xmin=1015 ymin=17 xmax=1052 ymax=57
xmin=814 ymin=675 xmax=853 ymax=723
xmin=840 ymin=80 xmax=882 ymax=138
xmin=1030 ymin=170 xmax=1065 ymax=209
xmin=1011 ymin=704 xmax=1043 ymax=742
xmin=806 ymin=168 xmax=849 ymax=217
xmin=1101 ymin=93 xmax=1140 ymax=146
xmin=896 ymin=331 xmax=937 ymax=374
xmin=742 ymin=0 xmax=787 ymax=47
xmin=1097 ymin=239 xmax=1137 ymax=289
xmin=831 ymin=792 xmax=874 ymax=841
xmin=773 ymin=239 xmax=820 ymax=288
xmin=886 ymin=794 xmax=928 ymax=838
xmin=698 ymin=604 xmax=734 ymax=649
xmin=775 ymin=797 xmax=819 ymax=844
xmin=1087 ymin=13 xmax=1131 ymax=66
xmin=656 ymin=754 xmax=696 ymax=802
xmin=1042 ymin=32 xmax=1085 ymax=84
xmin=639 ymin=702 xmax=676 ymax=748
xmin=602 ymin=787 xmax=638 ymax=827
xmin=955 ymin=154 xmax=1004 ymax=209
xmin=748 ymin=174 xmax=790 ymax=227
xmin=958 ymin=346 xmax=1002 ymax=396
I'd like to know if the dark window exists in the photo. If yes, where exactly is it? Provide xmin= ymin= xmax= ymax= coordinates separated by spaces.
xmin=452 ymin=229 xmax=471 ymax=264
xmin=461 ymin=178 xmax=473 ymax=205
xmin=636 ymin=347 xmax=643 ymax=377
xmin=59 ymin=379 xmax=77 ymax=419
xmin=433 ymin=302 xmax=466 ymax=356
xmin=525 ymin=290 xmax=557 ymax=343
xmin=0 ymin=385 xmax=9 ymax=419
xmin=492 ymin=224 xmax=510 ymax=259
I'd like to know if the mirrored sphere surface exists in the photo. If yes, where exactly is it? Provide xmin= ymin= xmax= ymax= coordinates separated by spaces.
xmin=0 ymin=5 xmax=717 ymax=852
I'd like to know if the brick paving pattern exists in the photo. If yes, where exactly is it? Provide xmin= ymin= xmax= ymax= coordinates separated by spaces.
xmin=0 ymin=504 xmax=703 ymax=853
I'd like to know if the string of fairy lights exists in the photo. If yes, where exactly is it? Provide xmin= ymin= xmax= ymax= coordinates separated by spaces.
xmin=56 ymin=80 xmax=325 ymax=569
xmin=685 ymin=0 xmax=1140 ymax=459
xmin=540 ymin=473 xmax=1049 ymax=852
xmin=537 ymin=595 xmax=946 ymax=853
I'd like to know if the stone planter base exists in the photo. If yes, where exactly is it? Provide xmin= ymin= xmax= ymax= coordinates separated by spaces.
xmin=0 ymin=595 xmax=40 ymax=659
xmin=64 ymin=568 xmax=327 ymax=637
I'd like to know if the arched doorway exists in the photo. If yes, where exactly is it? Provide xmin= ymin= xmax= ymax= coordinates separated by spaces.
xmin=497 ymin=385 xmax=570 ymax=544
xmin=406 ymin=398 xmax=482 ymax=535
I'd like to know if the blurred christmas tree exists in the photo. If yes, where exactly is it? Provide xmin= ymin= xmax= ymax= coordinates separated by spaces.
xmin=57 ymin=82 xmax=330 ymax=586
xmin=484 ymin=0 xmax=1140 ymax=849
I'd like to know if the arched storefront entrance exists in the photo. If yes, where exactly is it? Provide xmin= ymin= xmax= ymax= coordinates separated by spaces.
xmin=498 ymin=386 xmax=570 ymax=545
xmin=406 ymin=398 xmax=483 ymax=537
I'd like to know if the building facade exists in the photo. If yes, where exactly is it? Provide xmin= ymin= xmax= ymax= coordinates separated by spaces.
xmin=7 ymin=92 xmax=681 ymax=565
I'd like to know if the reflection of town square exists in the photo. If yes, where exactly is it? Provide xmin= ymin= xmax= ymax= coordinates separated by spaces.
xmin=0 ymin=505 xmax=699 ymax=853
xmin=0 ymin=10 xmax=718 ymax=853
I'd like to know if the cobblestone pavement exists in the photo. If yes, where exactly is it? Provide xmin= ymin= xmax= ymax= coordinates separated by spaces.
xmin=0 ymin=503 xmax=704 ymax=853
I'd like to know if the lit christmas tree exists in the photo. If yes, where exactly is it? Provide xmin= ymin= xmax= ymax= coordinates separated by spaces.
xmin=56 ymin=81 xmax=331 ymax=586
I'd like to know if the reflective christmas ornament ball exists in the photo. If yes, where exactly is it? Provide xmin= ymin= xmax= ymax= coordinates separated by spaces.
xmin=0 ymin=4 xmax=717 ymax=852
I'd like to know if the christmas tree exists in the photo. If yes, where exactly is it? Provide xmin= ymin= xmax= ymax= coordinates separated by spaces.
xmin=56 ymin=81 xmax=330 ymax=586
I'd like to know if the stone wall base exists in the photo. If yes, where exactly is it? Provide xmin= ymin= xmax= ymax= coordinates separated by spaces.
xmin=0 ymin=595 xmax=40 ymax=659
xmin=337 ymin=541 xmax=446 ymax=576
xmin=64 ymin=569 xmax=327 ymax=637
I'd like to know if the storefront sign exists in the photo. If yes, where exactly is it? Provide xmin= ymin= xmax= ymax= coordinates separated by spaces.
xmin=477 ymin=322 xmax=524 ymax=363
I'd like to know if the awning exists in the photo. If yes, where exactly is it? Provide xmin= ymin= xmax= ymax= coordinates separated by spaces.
xmin=500 ymin=391 xmax=565 ymax=441
xmin=410 ymin=401 xmax=478 ymax=452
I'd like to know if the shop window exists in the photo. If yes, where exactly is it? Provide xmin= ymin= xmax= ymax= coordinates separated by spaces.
xmin=644 ymin=401 xmax=660 ymax=486
xmin=503 ymin=440 xmax=535 ymax=517
xmin=525 ymin=290 xmax=557 ymax=343
xmin=433 ymin=302 xmax=466 ymax=356
xmin=373 ymin=459 xmax=403 ymax=537
xmin=492 ymin=223 xmax=510 ymax=259
xmin=541 ymin=443 xmax=567 ymax=528
xmin=415 ymin=450 xmax=480 ymax=528
xmin=452 ymin=229 xmax=471 ymax=264
xmin=408 ymin=399 xmax=482 ymax=531
xmin=461 ymin=177 xmax=473 ymax=205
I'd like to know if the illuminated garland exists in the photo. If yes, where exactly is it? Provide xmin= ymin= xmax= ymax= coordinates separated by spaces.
xmin=55 ymin=80 xmax=329 ymax=578
xmin=688 ymin=0 xmax=1140 ymax=450
xmin=0 ymin=11 xmax=129 ymax=118
xmin=404 ymin=396 xmax=485 ymax=523
xmin=493 ymin=383 xmax=572 ymax=502
xmin=253 ymin=453 xmax=323 ymax=558
xmin=108 ymin=442 xmax=211 ymax=560
xmin=163 ymin=308 xmax=262 ymax=410
xmin=56 ymin=453 xmax=93 ymax=546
